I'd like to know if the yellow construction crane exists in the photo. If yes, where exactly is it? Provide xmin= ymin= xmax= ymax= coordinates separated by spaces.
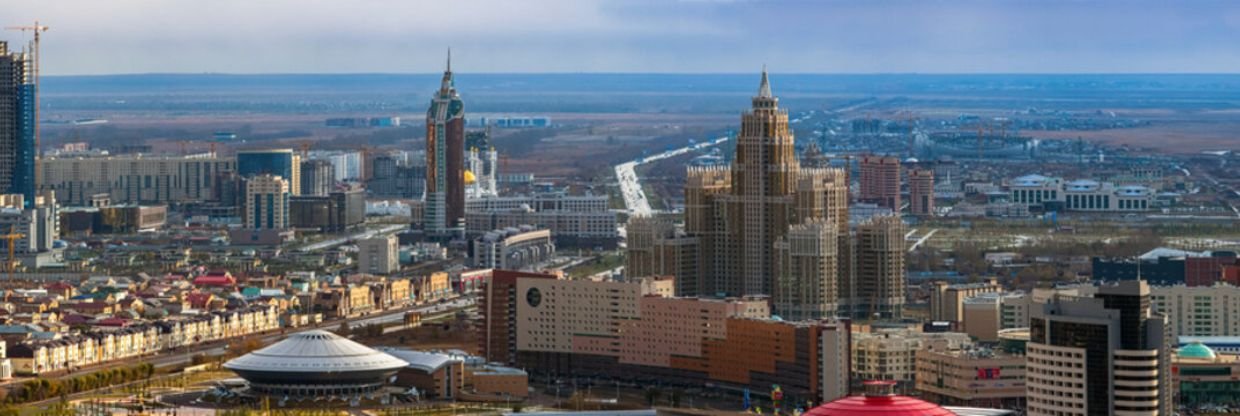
xmin=6 ymin=21 xmax=49 ymax=188
xmin=0 ymin=225 xmax=25 ymax=280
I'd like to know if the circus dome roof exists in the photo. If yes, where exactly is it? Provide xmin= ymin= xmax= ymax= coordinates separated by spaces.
xmin=223 ymin=330 xmax=408 ymax=374
xmin=805 ymin=381 xmax=957 ymax=416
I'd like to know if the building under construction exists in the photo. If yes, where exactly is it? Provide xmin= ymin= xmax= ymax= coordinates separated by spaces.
xmin=0 ymin=41 xmax=35 ymax=205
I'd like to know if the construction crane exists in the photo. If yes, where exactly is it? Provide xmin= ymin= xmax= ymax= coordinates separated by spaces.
xmin=0 ymin=225 xmax=25 ymax=280
xmin=6 ymin=21 xmax=49 ymax=188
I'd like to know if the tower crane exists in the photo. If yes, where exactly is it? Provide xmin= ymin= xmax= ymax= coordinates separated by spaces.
xmin=0 ymin=225 xmax=25 ymax=280
xmin=6 ymin=21 xmax=49 ymax=188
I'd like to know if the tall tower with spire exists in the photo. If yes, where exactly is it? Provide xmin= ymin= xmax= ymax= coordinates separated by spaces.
xmin=721 ymin=67 xmax=800 ymax=296
xmin=423 ymin=50 xmax=467 ymax=238
xmin=654 ymin=68 xmax=850 ymax=307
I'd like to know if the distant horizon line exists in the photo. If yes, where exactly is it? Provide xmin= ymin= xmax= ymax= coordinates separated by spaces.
xmin=40 ymin=71 xmax=1240 ymax=78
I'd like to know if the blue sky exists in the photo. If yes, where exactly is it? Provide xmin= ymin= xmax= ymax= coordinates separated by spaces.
xmin=4 ymin=0 xmax=1240 ymax=75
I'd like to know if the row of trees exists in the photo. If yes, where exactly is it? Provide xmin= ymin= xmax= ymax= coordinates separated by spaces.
xmin=3 ymin=363 xmax=156 ymax=404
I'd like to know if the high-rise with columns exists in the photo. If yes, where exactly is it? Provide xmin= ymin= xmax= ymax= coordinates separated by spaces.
xmin=657 ymin=69 xmax=850 ymax=311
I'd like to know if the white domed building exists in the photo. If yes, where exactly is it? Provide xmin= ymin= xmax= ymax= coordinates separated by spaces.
xmin=223 ymin=330 xmax=408 ymax=397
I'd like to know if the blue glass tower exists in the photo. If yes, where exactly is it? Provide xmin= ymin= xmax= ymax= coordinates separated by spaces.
xmin=13 ymin=82 xmax=34 ymax=206
xmin=0 ymin=42 xmax=35 ymax=207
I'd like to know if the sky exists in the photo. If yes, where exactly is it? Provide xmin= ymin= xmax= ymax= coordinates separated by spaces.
xmin=4 ymin=0 xmax=1240 ymax=75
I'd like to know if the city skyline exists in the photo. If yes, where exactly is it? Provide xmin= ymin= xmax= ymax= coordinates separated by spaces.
xmin=4 ymin=0 xmax=1240 ymax=75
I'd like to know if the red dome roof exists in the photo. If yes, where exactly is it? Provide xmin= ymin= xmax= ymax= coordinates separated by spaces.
xmin=805 ymin=381 xmax=955 ymax=416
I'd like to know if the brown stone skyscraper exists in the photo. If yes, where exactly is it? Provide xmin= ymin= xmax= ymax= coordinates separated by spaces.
xmin=670 ymin=69 xmax=849 ymax=301
xmin=424 ymin=51 xmax=466 ymax=237
xmin=860 ymin=155 xmax=901 ymax=210
xmin=855 ymin=215 xmax=907 ymax=319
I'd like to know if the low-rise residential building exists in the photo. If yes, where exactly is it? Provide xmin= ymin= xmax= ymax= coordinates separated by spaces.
xmin=915 ymin=347 xmax=1026 ymax=408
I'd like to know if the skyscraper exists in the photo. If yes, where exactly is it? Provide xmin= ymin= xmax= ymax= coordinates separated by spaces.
xmin=1026 ymin=280 xmax=1170 ymax=416
xmin=908 ymin=168 xmax=935 ymax=216
xmin=0 ymin=42 xmax=34 ymax=205
xmin=860 ymin=155 xmax=901 ymax=210
xmin=775 ymin=218 xmax=839 ymax=320
xmin=424 ymin=51 xmax=466 ymax=238
xmin=300 ymin=159 xmax=335 ymax=196
xmin=667 ymin=69 xmax=849 ymax=301
xmin=853 ymin=215 xmax=906 ymax=319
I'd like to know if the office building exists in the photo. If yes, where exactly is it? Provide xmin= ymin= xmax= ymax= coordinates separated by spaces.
xmin=0 ymin=42 xmax=34 ymax=205
xmin=929 ymin=279 xmax=1002 ymax=322
xmin=466 ymin=193 xmax=618 ymax=248
xmin=909 ymin=168 xmax=935 ymax=216
xmin=470 ymin=226 xmax=554 ymax=270
xmin=852 ymin=329 xmax=973 ymax=392
xmin=774 ymin=218 xmax=839 ymax=320
xmin=466 ymin=135 xmax=498 ymax=198
xmin=237 ymin=149 xmax=301 ymax=196
xmin=424 ymin=52 xmax=466 ymax=238
xmin=860 ymin=155 xmax=901 ymax=210
xmin=1172 ymin=341 xmax=1240 ymax=407
xmin=300 ymin=159 xmax=335 ymax=196
xmin=623 ymin=216 xmax=699 ymax=293
xmin=1010 ymin=174 xmax=1154 ymax=212
xmin=40 ymin=154 xmax=235 ymax=206
xmin=358 ymin=235 xmax=399 ymax=275
xmin=675 ymin=70 xmax=849 ymax=298
xmin=289 ymin=186 xmax=365 ymax=232
xmin=962 ymin=291 xmax=1030 ymax=342
xmin=244 ymin=174 xmax=289 ymax=230
xmin=1026 ymin=280 xmax=1170 ymax=416
xmin=915 ymin=347 xmax=1027 ymax=408
xmin=853 ymin=215 xmax=907 ymax=319
xmin=97 ymin=204 xmax=166 ymax=234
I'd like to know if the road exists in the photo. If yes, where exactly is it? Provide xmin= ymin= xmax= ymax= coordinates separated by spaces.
xmin=615 ymin=136 xmax=729 ymax=216
xmin=908 ymin=229 xmax=939 ymax=252
xmin=297 ymin=224 xmax=407 ymax=252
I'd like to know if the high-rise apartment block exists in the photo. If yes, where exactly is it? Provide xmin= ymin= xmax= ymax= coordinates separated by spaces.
xmin=300 ymin=159 xmax=335 ymax=196
xmin=909 ymin=168 xmax=935 ymax=216
xmin=423 ymin=52 xmax=466 ymax=238
xmin=0 ymin=42 xmax=34 ymax=205
xmin=623 ymin=216 xmax=698 ymax=294
xmin=860 ymin=155 xmax=901 ymax=210
xmin=40 ymin=154 xmax=235 ymax=206
xmin=244 ymin=174 xmax=289 ymax=230
xmin=1026 ymin=280 xmax=1170 ymax=416
xmin=775 ymin=218 xmax=839 ymax=320
xmin=668 ymin=70 xmax=849 ymax=301
xmin=853 ymin=215 xmax=907 ymax=319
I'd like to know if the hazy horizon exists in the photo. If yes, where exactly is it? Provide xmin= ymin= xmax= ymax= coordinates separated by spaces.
xmin=5 ymin=0 xmax=1240 ymax=76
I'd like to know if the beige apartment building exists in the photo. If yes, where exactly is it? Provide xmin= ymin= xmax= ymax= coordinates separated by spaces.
xmin=244 ymin=174 xmax=289 ymax=230
xmin=40 ymin=153 xmax=236 ymax=206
